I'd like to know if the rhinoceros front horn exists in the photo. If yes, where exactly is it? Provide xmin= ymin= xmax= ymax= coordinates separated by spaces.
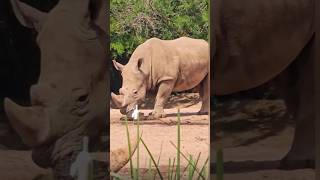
xmin=4 ymin=98 xmax=50 ymax=147
xmin=111 ymin=93 xmax=124 ymax=108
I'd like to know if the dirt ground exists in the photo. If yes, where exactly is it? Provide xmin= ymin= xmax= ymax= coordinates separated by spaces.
xmin=212 ymin=98 xmax=315 ymax=180
xmin=110 ymin=93 xmax=210 ymax=178
xmin=0 ymin=94 xmax=316 ymax=180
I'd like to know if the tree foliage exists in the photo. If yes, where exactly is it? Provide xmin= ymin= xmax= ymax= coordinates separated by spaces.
xmin=110 ymin=0 xmax=209 ymax=62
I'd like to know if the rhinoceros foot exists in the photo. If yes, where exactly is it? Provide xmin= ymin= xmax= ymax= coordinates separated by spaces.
xmin=197 ymin=111 xmax=209 ymax=115
xmin=279 ymin=147 xmax=314 ymax=169
xmin=279 ymin=157 xmax=314 ymax=170
xmin=147 ymin=111 xmax=166 ymax=120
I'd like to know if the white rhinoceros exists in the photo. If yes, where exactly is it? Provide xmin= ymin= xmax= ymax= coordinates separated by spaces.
xmin=212 ymin=0 xmax=315 ymax=169
xmin=112 ymin=37 xmax=209 ymax=119
xmin=5 ymin=0 xmax=134 ymax=179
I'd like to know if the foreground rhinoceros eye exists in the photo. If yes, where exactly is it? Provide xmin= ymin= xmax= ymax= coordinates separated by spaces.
xmin=73 ymin=93 xmax=90 ymax=116
xmin=78 ymin=94 xmax=88 ymax=102
xmin=72 ymin=89 xmax=89 ymax=106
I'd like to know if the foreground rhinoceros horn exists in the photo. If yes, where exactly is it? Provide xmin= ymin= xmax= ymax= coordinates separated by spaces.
xmin=4 ymin=98 xmax=50 ymax=147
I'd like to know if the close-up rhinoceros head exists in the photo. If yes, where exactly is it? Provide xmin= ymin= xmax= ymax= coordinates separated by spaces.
xmin=4 ymin=0 xmax=111 ymax=178
xmin=112 ymin=58 xmax=148 ymax=116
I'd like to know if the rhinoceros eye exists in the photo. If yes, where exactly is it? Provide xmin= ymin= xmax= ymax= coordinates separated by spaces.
xmin=72 ymin=88 xmax=89 ymax=103
xmin=78 ymin=94 xmax=88 ymax=102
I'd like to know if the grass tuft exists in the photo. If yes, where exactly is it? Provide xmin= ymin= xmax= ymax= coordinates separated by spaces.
xmin=111 ymin=109 xmax=209 ymax=179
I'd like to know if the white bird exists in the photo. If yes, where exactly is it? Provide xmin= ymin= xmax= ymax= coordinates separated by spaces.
xmin=70 ymin=136 xmax=93 ymax=180
xmin=132 ymin=104 xmax=139 ymax=120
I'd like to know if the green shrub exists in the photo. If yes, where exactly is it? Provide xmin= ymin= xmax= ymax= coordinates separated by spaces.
xmin=110 ymin=0 xmax=209 ymax=62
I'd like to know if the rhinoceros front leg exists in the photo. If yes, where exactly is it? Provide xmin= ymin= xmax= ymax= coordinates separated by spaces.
xmin=148 ymin=80 xmax=175 ymax=119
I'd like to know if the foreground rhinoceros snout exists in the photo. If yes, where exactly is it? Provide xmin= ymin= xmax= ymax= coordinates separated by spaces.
xmin=4 ymin=98 xmax=51 ymax=147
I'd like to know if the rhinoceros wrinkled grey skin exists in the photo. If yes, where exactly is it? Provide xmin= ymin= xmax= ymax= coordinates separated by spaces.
xmin=212 ymin=0 xmax=315 ymax=168
xmin=112 ymin=37 xmax=209 ymax=119
xmin=5 ymin=0 xmax=133 ymax=178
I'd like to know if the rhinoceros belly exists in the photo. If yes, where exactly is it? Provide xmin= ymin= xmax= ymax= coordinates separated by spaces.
xmin=173 ymin=55 xmax=208 ymax=92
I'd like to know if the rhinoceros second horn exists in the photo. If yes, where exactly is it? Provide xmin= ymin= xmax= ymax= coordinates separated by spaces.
xmin=4 ymin=98 xmax=50 ymax=147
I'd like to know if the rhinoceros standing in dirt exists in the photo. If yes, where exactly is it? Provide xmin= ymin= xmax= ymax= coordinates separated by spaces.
xmin=112 ymin=37 xmax=209 ymax=119
xmin=5 ymin=0 xmax=133 ymax=179
xmin=212 ymin=0 xmax=314 ymax=168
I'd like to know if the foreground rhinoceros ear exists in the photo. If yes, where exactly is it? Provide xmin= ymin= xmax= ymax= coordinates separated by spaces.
xmin=112 ymin=60 xmax=124 ymax=71
xmin=90 ymin=0 xmax=107 ymax=33
xmin=10 ymin=0 xmax=47 ymax=31
xmin=57 ymin=0 xmax=106 ymax=33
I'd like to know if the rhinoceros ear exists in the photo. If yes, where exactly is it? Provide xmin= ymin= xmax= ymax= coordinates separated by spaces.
xmin=136 ymin=58 xmax=144 ymax=71
xmin=90 ymin=0 xmax=107 ymax=33
xmin=10 ymin=0 xmax=47 ymax=32
xmin=113 ymin=60 xmax=124 ymax=72
xmin=57 ymin=0 xmax=106 ymax=33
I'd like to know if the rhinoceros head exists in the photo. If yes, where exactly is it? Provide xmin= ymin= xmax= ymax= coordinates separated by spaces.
xmin=112 ymin=58 xmax=147 ymax=115
xmin=5 ymin=0 xmax=108 ymax=165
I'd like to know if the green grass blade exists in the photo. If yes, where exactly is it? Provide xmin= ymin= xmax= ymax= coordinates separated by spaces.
xmin=148 ymin=158 xmax=153 ymax=179
xmin=110 ymin=172 xmax=131 ymax=180
xmin=168 ymin=158 xmax=172 ymax=180
xmin=216 ymin=145 xmax=224 ymax=180
xmin=171 ymin=158 xmax=176 ymax=180
xmin=136 ymin=112 xmax=140 ymax=180
xmin=191 ymin=152 xmax=202 ymax=178
xmin=140 ymin=138 xmax=164 ymax=180
xmin=133 ymin=168 xmax=137 ymax=180
xmin=176 ymin=108 xmax=181 ymax=180
xmin=187 ymin=155 xmax=193 ymax=180
xmin=169 ymin=141 xmax=205 ymax=179
xmin=124 ymin=116 xmax=134 ymax=179
xmin=154 ymin=142 xmax=163 ymax=180
xmin=181 ymin=162 xmax=190 ymax=179
xmin=197 ymin=157 xmax=209 ymax=180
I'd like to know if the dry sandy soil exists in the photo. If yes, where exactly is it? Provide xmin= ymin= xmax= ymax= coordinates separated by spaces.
xmin=212 ymin=98 xmax=315 ymax=180
xmin=110 ymin=93 xmax=210 ymax=179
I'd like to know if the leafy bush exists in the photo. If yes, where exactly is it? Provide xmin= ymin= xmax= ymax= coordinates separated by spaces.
xmin=110 ymin=0 xmax=209 ymax=91
xmin=110 ymin=0 xmax=209 ymax=62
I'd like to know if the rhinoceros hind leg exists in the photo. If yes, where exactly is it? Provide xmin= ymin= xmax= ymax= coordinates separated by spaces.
xmin=275 ymin=39 xmax=315 ymax=169
xmin=198 ymin=74 xmax=209 ymax=114
xmin=279 ymin=113 xmax=315 ymax=169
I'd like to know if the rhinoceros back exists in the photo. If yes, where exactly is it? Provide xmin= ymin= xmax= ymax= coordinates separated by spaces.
xmin=212 ymin=0 xmax=314 ymax=95
xmin=139 ymin=37 xmax=209 ymax=92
